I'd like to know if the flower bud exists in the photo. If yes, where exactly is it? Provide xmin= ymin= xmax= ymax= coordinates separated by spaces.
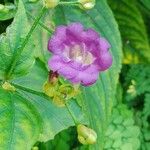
xmin=0 ymin=4 xmax=5 ymax=11
xmin=77 ymin=124 xmax=97 ymax=145
xmin=0 ymin=3 xmax=16 ymax=13
xmin=43 ymin=81 xmax=57 ymax=97
xmin=49 ymin=71 xmax=59 ymax=84
xmin=32 ymin=146 xmax=39 ymax=150
xmin=78 ymin=0 xmax=95 ymax=10
xmin=2 ymin=82 xmax=16 ymax=92
xmin=43 ymin=0 xmax=59 ymax=8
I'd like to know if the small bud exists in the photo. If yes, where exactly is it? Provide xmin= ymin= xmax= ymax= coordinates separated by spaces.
xmin=77 ymin=124 xmax=97 ymax=145
xmin=43 ymin=0 xmax=59 ymax=8
xmin=43 ymin=81 xmax=57 ymax=97
xmin=49 ymin=71 xmax=59 ymax=84
xmin=2 ymin=82 xmax=16 ymax=92
xmin=32 ymin=146 xmax=39 ymax=150
xmin=53 ymin=93 xmax=66 ymax=107
xmin=78 ymin=0 xmax=95 ymax=10
xmin=0 ymin=4 xmax=5 ymax=11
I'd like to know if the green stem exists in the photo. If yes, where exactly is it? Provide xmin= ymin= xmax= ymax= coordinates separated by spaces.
xmin=59 ymin=1 xmax=79 ymax=6
xmin=65 ymin=101 xmax=78 ymax=125
xmin=6 ymin=7 xmax=47 ymax=79
xmin=26 ymin=11 xmax=54 ymax=34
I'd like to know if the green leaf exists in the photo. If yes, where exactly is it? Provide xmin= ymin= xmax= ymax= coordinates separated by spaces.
xmin=11 ymin=59 xmax=87 ymax=142
xmin=11 ymin=59 xmax=48 ymax=93
xmin=0 ymin=88 xmax=42 ymax=149
xmin=0 ymin=3 xmax=16 ymax=21
xmin=104 ymin=104 xmax=141 ymax=150
xmin=108 ymin=0 xmax=150 ymax=63
xmin=53 ymin=0 xmax=122 ymax=149
xmin=0 ymin=0 xmax=35 ymax=80
xmin=140 ymin=0 xmax=150 ymax=11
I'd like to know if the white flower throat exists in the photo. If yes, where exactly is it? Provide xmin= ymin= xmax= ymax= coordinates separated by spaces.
xmin=64 ymin=44 xmax=95 ymax=65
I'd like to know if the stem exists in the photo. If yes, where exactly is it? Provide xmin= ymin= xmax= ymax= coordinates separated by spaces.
xmin=65 ymin=101 xmax=78 ymax=125
xmin=26 ymin=11 xmax=54 ymax=34
xmin=59 ymin=1 xmax=79 ymax=6
xmin=6 ymin=7 xmax=47 ymax=79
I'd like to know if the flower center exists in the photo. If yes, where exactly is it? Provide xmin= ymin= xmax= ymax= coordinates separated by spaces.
xmin=64 ymin=44 xmax=95 ymax=66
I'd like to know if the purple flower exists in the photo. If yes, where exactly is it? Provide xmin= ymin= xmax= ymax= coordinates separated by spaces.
xmin=48 ymin=23 xmax=112 ymax=86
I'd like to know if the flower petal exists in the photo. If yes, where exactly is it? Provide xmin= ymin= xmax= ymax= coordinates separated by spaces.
xmin=67 ymin=22 xmax=84 ymax=35
xmin=48 ymin=26 xmax=67 ymax=54
xmin=48 ymin=55 xmax=64 ymax=71
xmin=97 ymin=51 xmax=113 ymax=71
xmin=70 ymin=70 xmax=99 ymax=86
xmin=66 ymin=22 xmax=84 ymax=42
xmin=55 ymin=25 xmax=67 ymax=40
xmin=58 ymin=64 xmax=79 ymax=79
xmin=82 ymin=29 xmax=99 ymax=41
xmin=99 ymin=37 xmax=111 ymax=52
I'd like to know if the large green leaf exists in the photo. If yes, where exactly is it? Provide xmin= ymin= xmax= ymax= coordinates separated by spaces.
xmin=11 ymin=59 xmax=86 ymax=142
xmin=0 ymin=88 xmax=42 ymax=149
xmin=108 ymin=0 xmax=150 ymax=63
xmin=0 ymin=0 xmax=35 ymax=80
xmin=53 ymin=0 xmax=122 ymax=149
xmin=0 ymin=59 xmax=86 ymax=149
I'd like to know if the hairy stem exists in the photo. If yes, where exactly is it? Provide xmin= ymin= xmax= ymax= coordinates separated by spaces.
xmin=26 ymin=11 xmax=54 ymax=34
xmin=65 ymin=101 xmax=78 ymax=125
xmin=6 ymin=7 xmax=47 ymax=79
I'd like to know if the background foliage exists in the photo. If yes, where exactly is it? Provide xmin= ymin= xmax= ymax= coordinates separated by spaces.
xmin=0 ymin=0 xmax=149 ymax=150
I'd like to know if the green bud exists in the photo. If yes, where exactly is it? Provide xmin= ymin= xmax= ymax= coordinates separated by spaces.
xmin=2 ymin=82 xmax=16 ymax=92
xmin=78 ymin=0 xmax=95 ymax=10
xmin=43 ymin=0 xmax=60 ymax=8
xmin=32 ymin=146 xmax=39 ymax=150
xmin=0 ymin=3 xmax=16 ymax=13
xmin=77 ymin=124 xmax=97 ymax=145
xmin=0 ymin=4 xmax=5 ymax=11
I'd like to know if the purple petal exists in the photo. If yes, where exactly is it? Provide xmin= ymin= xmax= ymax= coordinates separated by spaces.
xmin=58 ymin=64 xmax=79 ymax=79
xmin=55 ymin=25 xmax=67 ymax=40
xmin=81 ymin=72 xmax=98 ymax=86
xmin=48 ymin=55 xmax=64 ymax=71
xmin=82 ymin=29 xmax=99 ymax=41
xmin=67 ymin=22 xmax=84 ymax=35
xmin=99 ymin=37 xmax=111 ymax=52
xmin=48 ymin=26 xmax=67 ymax=54
xmin=48 ymin=37 xmax=64 ymax=54
xmin=69 ymin=61 xmax=83 ymax=70
xmin=66 ymin=22 xmax=84 ymax=42
xmin=97 ymin=51 xmax=113 ymax=71
xmin=70 ymin=70 xmax=99 ymax=86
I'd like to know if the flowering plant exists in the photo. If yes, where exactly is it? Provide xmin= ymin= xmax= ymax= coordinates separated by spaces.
xmin=0 ymin=0 xmax=149 ymax=149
